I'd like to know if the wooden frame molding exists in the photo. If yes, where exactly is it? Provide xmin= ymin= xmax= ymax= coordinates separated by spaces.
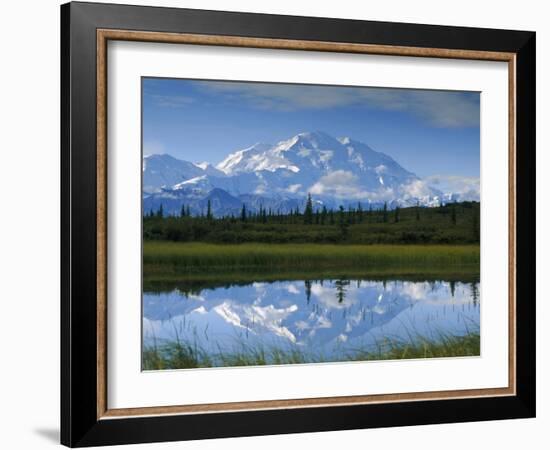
xmin=96 ymin=29 xmax=517 ymax=420
xmin=62 ymin=3 xmax=536 ymax=446
xmin=97 ymin=29 xmax=516 ymax=61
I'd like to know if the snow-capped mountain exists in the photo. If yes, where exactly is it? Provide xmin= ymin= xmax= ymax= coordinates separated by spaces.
xmin=217 ymin=131 xmax=413 ymax=183
xmin=143 ymin=131 xmax=477 ymax=216
xmin=143 ymin=154 xmax=225 ymax=194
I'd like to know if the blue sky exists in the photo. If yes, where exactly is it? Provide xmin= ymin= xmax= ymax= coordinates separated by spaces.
xmin=142 ymin=78 xmax=480 ymax=179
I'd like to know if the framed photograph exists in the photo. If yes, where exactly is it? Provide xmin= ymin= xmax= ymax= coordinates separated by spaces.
xmin=61 ymin=1 xmax=536 ymax=447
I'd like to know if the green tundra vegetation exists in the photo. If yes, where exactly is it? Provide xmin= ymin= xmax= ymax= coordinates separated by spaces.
xmin=142 ymin=331 xmax=480 ymax=370
xmin=143 ymin=242 xmax=480 ymax=289
xmin=142 ymin=199 xmax=481 ymax=369
xmin=143 ymin=199 xmax=480 ymax=285
xmin=143 ymin=199 xmax=480 ymax=245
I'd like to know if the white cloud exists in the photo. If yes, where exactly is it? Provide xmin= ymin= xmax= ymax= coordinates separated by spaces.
xmin=286 ymin=183 xmax=302 ymax=194
xmin=253 ymin=184 xmax=268 ymax=195
xmin=194 ymin=81 xmax=479 ymax=128
xmin=426 ymin=175 xmax=480 ymax=200
xmin=310 ymin=284 xmax=356 ymax=310
xmin=406 ymin=91 xmax=479 ymax=127
xmin=309 ymin=170 xmax=361 ymax=197
xmin=309 ymin=170 xmax=395 ymax=201
xmin=143 ymin=140 xmax=165 ymax=157
xmin=287 ymin=284 xmax=300 ymax=295
xmin=306 ymin=171 xmax=478 ymax=202
xmin=148 ymin=94 xmax=195 ymax=108
xmin=400 ymin=179 xmax=436 ymax=199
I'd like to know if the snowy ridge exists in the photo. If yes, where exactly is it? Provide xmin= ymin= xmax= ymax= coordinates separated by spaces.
xmin=143 ymin=131 xmax=478 ymax=216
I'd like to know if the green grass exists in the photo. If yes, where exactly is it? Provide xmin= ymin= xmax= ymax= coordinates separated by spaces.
xmin=142 ymin=332 xmax=480 ymax=370
xmin=143 ymin=241 xmax=480 ymax=369
xmin=144 ymin=242 xmax=479 ymax=279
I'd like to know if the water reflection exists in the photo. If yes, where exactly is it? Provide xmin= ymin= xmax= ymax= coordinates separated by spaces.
xmin=143 ymin=278 xmax=480 ymax=363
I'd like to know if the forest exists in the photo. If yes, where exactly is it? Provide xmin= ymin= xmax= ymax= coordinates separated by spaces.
xmin=143 ymin=198 xmax=480 ymax=245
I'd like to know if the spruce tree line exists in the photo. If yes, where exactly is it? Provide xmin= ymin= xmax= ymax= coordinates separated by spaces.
xmin=143 ymin=194 xmax=480 ymax=244
xmin=144 ymin=195 xmax=475 ymax=228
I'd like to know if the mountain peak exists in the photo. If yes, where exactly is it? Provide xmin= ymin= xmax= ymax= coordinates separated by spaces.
xmin=216 ymin=142 xmax=273 ymax=174
xmin=143 ymin=153 xmax=179 ymax=162
xmin=194 ymin=161 xmax=211 ymax=170
xmin=214 ymin=131 xmax=414 ymax=177
xmin=296 ymin=130 xmax=331 ymax=139
xmin=293 ymin=130 xmax=339 ymax=145
xmin=142 ymin=131 xmax=476 ymax=216
xmin=338 ymin=136 xmax=351 ymax=145
xmin=272 ymin=131 xmax=343 ymax=156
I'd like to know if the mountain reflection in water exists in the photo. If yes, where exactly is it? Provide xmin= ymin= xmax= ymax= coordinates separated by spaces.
xmin=143 ymin=278 xmax=480 ymax=362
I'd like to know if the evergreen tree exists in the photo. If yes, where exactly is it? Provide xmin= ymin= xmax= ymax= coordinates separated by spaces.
xmin=335 ymin=279 xmax=349 ymax=303
xmin=382 ymin=202 xmax=388 ymax=223
xmin=294 ymin=206 xmax=300 ymax=224
xmin=394 ymin=206 xmax=400 ymax=223
xmin=320 ymin=205 xmax=328 ymax=225
xmin=206 ymin=200 xmax=213 ymax=220
xmin=329 ymin=209 xmax=335 ymax=226
xmin=338 ymin=205 xmax=345 ymax=227
xmin=240 ymin=203 xmax=247 ymax=222
xmin=186 ymin=205 xmax=191 ymax=217
xmin=180 ymin=204 xmax=186 ymax=218
xmin=338 ymin=205 xmax=348 ymax=240
xmin=304 ymin=280 xmax=312 ymax=304
xmin=451 ymin=202 xmax=457 ymax=225
xmin=472 ymin=208 xmax=479 ymax=241
xmin=304 ymin=193 xmax=314 ymax=225
xmin=470 ymin=282 xmax=479 ymax=307
xmin=357 ymin=202 xmax=363 ymax=223
xmin=348 ymin=205 xmax=354 ymax=225
xmin=157 ymin=203 xmax=164 ymax=218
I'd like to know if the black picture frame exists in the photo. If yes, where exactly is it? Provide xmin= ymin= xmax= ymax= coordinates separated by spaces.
xmin=61 ymin=1 xmax=536 ymax=447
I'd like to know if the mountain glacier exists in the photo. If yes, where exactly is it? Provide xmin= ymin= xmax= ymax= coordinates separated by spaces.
xmin=143 ymin=131 xmax=477 ymax=216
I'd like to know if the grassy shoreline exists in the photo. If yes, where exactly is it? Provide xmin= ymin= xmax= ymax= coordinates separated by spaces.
xmin=143 ymin=332 xmax=480 ymax=370
xmin=143 ymin=242 xmax=480 ymax=369
xmin=144 ymin=242 xmax=480 ymax=275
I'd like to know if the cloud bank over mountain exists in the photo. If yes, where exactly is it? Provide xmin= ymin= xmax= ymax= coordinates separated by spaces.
xmin=195 ymin=82 xmax=480 ymax=127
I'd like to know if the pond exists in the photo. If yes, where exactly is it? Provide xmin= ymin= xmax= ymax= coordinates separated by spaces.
xmin=142 ymin=277 xmax=480 ymax=369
